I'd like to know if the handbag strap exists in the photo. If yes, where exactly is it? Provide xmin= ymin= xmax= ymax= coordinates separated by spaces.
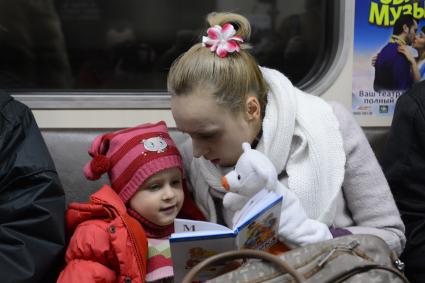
xmin=182 ymin=249 xmax=306 ymax=283
xmin=331 ymin=264 xmax=410 ymax=283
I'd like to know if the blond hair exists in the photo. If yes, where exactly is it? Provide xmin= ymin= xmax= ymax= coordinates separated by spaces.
xmin=167 ymin=12 xmax=268 ymax=116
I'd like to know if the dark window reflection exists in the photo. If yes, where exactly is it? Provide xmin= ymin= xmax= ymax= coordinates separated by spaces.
xmin=0 ymin=0 xmax=328 ymax=91
xmin=0 ymin=0 xmax=72 ymax=89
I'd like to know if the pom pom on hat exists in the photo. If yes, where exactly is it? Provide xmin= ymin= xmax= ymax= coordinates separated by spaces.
xmin=92 ymin=155 xmax=110 ymax=177
xmin=84 ymin=155 xmax=109 ymax=180
xmin=91 ymin=155 xmax=110 ymax=175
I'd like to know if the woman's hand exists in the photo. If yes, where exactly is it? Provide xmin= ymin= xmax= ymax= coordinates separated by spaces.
xmin=398 ymin=45 xmax=416 ymax=64
xmin=398 ymin=45 xmax=420 ymax=82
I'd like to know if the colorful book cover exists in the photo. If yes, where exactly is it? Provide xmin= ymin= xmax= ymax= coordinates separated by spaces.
xmin=353 ymin=0 xmax=424 ymax=118
xmin=169 ymin=189 xmax=283 ymax=282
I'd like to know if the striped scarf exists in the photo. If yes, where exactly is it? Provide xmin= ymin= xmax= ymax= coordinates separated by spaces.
xmin=146 ymin=238 xmax=173 ymax=282
xmin=127 ymin=208 xmax=173 ymax=282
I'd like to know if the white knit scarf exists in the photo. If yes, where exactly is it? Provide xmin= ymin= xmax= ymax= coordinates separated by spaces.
xmin=191 ymin=67 xmax=345 ymax=225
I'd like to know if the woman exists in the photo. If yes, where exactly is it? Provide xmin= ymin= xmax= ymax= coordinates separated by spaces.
xmin=168 ymin=12 xmax=405 ymax=253
xmin=398 ymin=26 xmax=425 ymax=83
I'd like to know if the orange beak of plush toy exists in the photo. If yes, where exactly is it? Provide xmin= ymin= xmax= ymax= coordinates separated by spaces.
xmin=221 ymin=176 xmax=230 ymax=191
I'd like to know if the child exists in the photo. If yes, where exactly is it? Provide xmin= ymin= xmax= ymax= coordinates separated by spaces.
xmin=57 ymin=121 xmax=205 ymax=283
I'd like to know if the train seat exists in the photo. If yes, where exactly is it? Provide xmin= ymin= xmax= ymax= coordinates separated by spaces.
xmin=41 ymin=127 xmax=389 ymax=204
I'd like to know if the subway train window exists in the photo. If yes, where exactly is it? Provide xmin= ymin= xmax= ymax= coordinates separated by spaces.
xmin=1 ymin=0 xmax=339 ymax=94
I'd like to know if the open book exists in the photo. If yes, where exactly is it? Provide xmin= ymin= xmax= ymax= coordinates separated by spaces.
xmin=170 ymin=189 xmax=283 ymax=282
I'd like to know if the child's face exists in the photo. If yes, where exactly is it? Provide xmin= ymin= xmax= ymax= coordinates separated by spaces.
xmin=129 ymin=168 xmax=184 ymax=226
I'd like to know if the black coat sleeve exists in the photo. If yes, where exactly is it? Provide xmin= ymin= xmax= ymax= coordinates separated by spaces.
xmin=0 ymin=94 xmax=65 ymax=283
xmin=381 ymin=82 xmax=425 ymax=242
xmin=381 ymin=82 xmax=425 ymax=282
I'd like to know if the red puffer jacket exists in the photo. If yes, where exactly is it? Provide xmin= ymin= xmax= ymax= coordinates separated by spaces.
xmin=57 ymin=185 xmax=148 ymax=283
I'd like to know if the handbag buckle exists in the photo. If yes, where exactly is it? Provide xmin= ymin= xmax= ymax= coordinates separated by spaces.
xmin=394 ymin=258 xmax=405 ymax=271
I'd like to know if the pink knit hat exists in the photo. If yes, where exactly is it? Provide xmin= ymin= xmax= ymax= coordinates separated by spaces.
xmin=84 ymin=121 xmax=183 ymax=203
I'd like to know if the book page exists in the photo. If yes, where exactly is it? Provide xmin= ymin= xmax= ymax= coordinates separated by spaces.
xmin=171 ymin=218 xmax=234 ymax=241
xmin=171 ymin=235 xmax=235 ymax=282
xmin=234 ymin=190 xmax=283 ymax=250
xmin=231 ymin=189 xmax=269 ymax=227
xmin=234 ymin=189 xmax=283 ymax=228
xmin=174 ymin=218 xmax=232 ymax=233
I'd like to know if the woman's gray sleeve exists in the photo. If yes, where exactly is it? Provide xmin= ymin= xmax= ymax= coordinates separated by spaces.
xmin=328 ymin=101 xmax=406 ymax=255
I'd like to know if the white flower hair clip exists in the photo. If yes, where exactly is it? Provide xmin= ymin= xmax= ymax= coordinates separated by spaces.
xmin=202 ymin=23 xmax=243 ymax=58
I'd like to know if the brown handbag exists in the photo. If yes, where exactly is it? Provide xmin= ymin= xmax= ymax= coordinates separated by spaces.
xmin=181 ymin=234 xmax=409 ymax=283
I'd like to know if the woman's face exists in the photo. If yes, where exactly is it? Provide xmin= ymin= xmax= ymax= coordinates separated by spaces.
xmin=171 ymin=91 xmax=257 ymax=167
xmin=413 ymin=31 xmax=425 ymax=51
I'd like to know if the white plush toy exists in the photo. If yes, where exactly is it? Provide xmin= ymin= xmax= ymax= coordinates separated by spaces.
xmin=222 ymin=142 xmax=332 ymax=247
xmin=221 ymin=142 xmax=278 ymax=211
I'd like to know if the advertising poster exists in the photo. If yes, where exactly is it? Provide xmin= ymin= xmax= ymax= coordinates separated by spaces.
xmin=353 ymin=0 xmax=424 ymax=118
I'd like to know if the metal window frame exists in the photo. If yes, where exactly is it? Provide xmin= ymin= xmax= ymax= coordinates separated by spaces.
xmin=13 ymin=1 xmax=353 ymax=110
